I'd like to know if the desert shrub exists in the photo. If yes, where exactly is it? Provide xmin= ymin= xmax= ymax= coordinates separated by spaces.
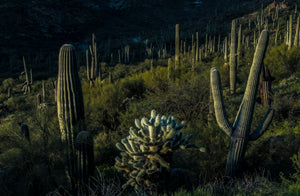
xmin=4 ymin=96 xmax=30 ymax=111
xmin=142 ymin=66 xmax=169 ymax=93
xmin=0 ymin=93 xmax=8 ymax=103
xmin=120 ymin=76 xmax=146 ymax=99
xmin=113 ymin=63 xmax=129 ymax=79
xmin=0 ymin=78 xmax=15 ymax=93
xmin=94 ymin=131 xmax=122 ymax=166
xmin=264 ymin=44 xmax=300 ymax=82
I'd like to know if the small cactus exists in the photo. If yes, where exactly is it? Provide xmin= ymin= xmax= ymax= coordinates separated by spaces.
xmin=115 ymin=110 xmax=205 ymax=192
xmin=19 ymin=123 xmax=30 ymax=142
xmin=7 ymin=87 xmax=11 ymax=98
xmin=37 ymin=94 xmax=42 ymax=107
xmin=259 ymin=64 xmax=274 ymax=107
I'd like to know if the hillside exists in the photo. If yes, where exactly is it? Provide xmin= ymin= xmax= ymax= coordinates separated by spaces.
xmin=0 ymin=0 xmax=274 ymax=78
xmin=0 ymin=0 xmax=300 ymax=195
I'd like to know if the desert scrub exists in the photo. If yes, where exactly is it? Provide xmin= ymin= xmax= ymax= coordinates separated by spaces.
xmin=115 ymin=110 xmax=205 ymax=193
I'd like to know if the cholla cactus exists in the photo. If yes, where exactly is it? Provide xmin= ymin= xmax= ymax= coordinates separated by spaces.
xmin=115 ymin=110 xmax=205 ymax=192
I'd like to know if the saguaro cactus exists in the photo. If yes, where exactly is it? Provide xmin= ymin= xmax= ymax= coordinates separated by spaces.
xmin=57 ymin=44 xmax=85 ymax=191
xmin=22 ymin=57 xmax=31 ymax=94
xmin=230 ymin=19 xmax=237 ymax=94
xmin=294 ymin=16 xmax=300 ymax=47
xmin=259 ymin=64 xmax=274 ymax=107
xmin=168 ymin=58 xmax=172 ymax=80
xmin=224 ymin=37 xmax=228 ymax=69
xmin=75 ymin=131 xmax=94 ymax=185
xmin=289 ymin=15 xmax=293 ymax=49
xmin=210 ymin=30 xmax=275 ymax=177
xmin=275 ymin=23 xmax=279 ymax=45
xmin=175 ymin=24 xmax=180 ymax=69
xmin=87 ymin=33 xmax=100 ymax=87
xmin=237 ymin=24 xmax=242 ymax=67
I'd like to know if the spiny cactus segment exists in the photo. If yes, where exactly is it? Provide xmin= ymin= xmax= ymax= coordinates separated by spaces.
xmin=75 ymin=131 xmax=95 ymax=185
xmin=115 ymin=110 xmax=205 ymax=191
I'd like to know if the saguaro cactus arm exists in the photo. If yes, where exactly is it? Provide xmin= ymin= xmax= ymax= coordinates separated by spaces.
xmin=210 ymin=68 xmax=233 ymax=136
xmin=233 ymin=30 xmax=269 ymax=131
xmin=250 ymin=108 xmax=275 ymax=141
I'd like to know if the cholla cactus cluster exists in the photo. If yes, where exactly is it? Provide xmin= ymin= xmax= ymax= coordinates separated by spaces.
xmin=115 ymin=110 xmax=205 ymax=190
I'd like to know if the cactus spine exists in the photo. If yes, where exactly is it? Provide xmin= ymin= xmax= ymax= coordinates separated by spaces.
xmin=210 ymin=30 xmax=275 ymax=177
xmin=57 ymin=44 xmax=85 ymax=192
xmin=230 ymin=19 xmax=237 ymax=94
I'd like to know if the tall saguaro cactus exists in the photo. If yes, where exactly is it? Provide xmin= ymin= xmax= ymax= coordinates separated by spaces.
xmin=289 ymin=14 xmax=293 ymax=49
xmin=210 ymin=30 xmax=275 ymax=177
xmin=230 ymin=20 xmax=237 ymax=94
xmin=237 ymin=24 xmax=242 ymax=67
xmin=57 ymin=44 xmax=85 ymax=192
xmin=22 ymin=57 xmax=31 ymax=94
xmin=87 ymin=33 xmax=100 ymax=87
xmin=294 ymin=16 xmax=300 ymax=47
xmin=175 ymin=24 xmax=180 ymax=69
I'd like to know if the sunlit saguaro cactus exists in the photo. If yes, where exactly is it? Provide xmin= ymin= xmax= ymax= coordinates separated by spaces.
xmin=57 ymin=44 xmax=85 ymax=192
xmin=289 ymin=14 xmax=293 ymax=49
xmin=224 ymin=37 xmax=228 ymax=69
xmin=210 ymin=30 xmax=275 ymax=177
